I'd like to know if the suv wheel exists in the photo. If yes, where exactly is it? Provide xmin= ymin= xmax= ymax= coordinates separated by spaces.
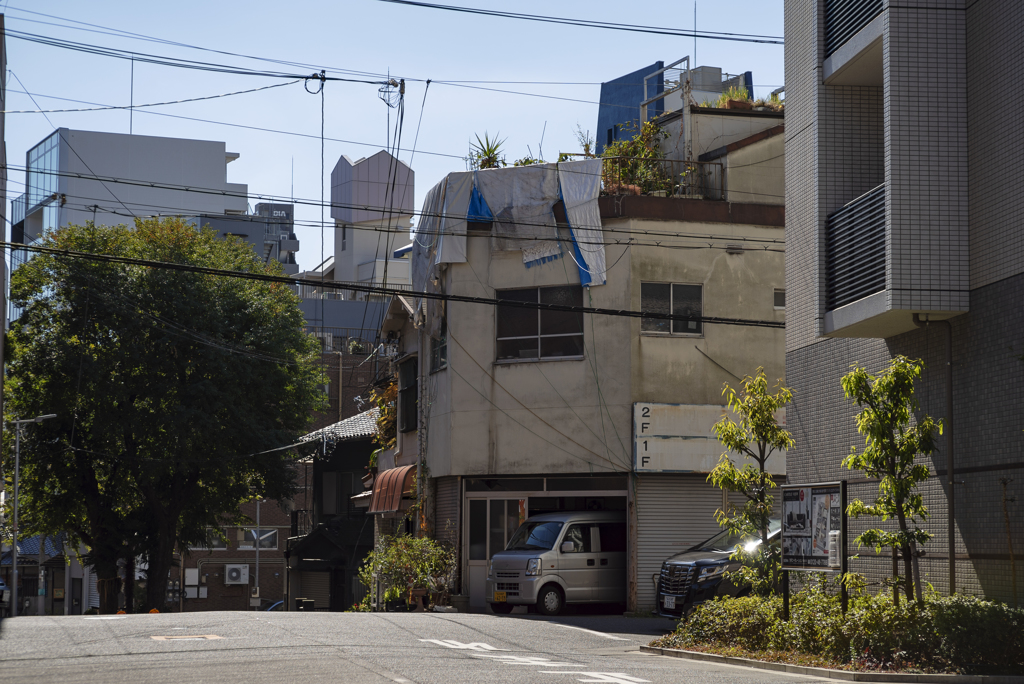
xmin=536 ymin=585 xmax=564 ymax=616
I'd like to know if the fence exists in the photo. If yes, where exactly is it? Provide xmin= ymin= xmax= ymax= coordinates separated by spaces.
xmin=601 ymin=157 xmax=724 ymax=200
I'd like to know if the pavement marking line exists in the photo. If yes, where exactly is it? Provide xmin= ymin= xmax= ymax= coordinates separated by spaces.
xmin=150 ymin=635 xmax=224 ymax=641
xmin=83 ymin=616 xmax=127 ymax=620
xmin=469 ymin=654 xmax=580 ymax=666
xmin=547 ymin=623 xmax=631 ymax=641
xmin=418 ymin=639 xmax=507 ymax=651
xmin=538 ymin=674 xmax=650 ymax=684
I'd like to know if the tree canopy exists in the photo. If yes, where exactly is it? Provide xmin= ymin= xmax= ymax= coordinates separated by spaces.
xmin=4 ymin=217 xmax=322 ymax=611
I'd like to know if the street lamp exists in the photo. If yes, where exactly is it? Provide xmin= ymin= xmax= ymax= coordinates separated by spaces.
xmin=10 ymin=414 xmax=56 ymax=618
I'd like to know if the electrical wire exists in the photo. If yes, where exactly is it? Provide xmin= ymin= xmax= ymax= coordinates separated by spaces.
xmin=1 ymin=79 xmax=302 ymax=114
xmin=2 ymin=240 xmax=785 ymax=329
xmin=375 ymin=0 xmax=784 ymax=43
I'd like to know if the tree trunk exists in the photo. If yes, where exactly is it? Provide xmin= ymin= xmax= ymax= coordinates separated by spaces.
xmin=124 ymin=556 xmax=135 ymax=613
xmin=93 ymin=559 xmax=120 ymax=615
xmin=144 ymin=531 xmax=176 ymax=612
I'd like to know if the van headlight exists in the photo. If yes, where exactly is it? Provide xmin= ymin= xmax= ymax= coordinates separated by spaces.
xmin=487 ymin=560 xmax=494 ymax=579
xmin=697 ymin=564 xmax=726 ymax=582
xmin=525 ymin=558 xmax=542 ymax=577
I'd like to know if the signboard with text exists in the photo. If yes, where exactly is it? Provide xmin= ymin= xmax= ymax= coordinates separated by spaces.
xmin=632 ymin=402 xmax=786 ymax=474
xmin=781 ymin=481 xmax=845 ymax=571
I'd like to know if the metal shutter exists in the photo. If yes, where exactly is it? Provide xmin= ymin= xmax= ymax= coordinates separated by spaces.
xmin=635 ymin=473 xmax=724 ymax=611
xmin=87 ymin=571 xmax=99 ymax=608
xmin=434 ymin=477 xmax=459 ymax=547
xmin=300 ymin=571 xmax=331 ymax=610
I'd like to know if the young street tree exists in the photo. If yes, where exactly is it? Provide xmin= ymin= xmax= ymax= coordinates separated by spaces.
xmin=709 ymin=367 xmax=793 ymax=594
xmin=842 ymin=355 xmax=940 ymax=605
xmin=5 ymin=218 xmax=322 ymax=612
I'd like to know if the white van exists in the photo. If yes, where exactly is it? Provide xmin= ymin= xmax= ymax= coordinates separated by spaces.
xmin=485 ymin=511 xmax=627 ymax=616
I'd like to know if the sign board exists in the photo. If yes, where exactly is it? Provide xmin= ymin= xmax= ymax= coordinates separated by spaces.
xmin=781 ymin=481 xmax=845 ymax=571
xmin=632 ymin=402 xmax=786 ymax=474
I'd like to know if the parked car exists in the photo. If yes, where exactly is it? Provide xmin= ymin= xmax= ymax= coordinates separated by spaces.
xmin=486 ymin=511 xmax=627 ymax=616
xmin=656 ymin=519 xmax=781 ymax=619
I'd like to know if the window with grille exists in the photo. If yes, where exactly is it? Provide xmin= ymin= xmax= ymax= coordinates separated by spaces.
xmin=496 ymin=286 xmax=584 ymax=361
xmin=641 ymin=282 xmax=703 ymax=335
xmin=430 ymin=318 xmax=448 ymax=372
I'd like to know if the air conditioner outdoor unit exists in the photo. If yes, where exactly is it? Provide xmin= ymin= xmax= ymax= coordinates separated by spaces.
xmin=224 ymin=564 xmax=249 ymax=585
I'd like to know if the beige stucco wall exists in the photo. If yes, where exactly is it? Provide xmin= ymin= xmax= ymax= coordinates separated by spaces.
xmin=423 ymin=216 xmax=785 ymax=479
xmin=725 ymin=134 xmax=785 ymax=206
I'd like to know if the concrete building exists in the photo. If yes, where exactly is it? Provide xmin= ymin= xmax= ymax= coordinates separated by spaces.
xmin=369 ymin=139 xmax=786 ymax=612
xmin=784 ymin=0 xmax=1023 ymax=601
xmin=187 ymin=202 xmax=300 ymax=275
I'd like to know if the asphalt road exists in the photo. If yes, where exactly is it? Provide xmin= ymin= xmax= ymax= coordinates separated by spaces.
xmin=0 ymin=611 xmax=829 ymax=684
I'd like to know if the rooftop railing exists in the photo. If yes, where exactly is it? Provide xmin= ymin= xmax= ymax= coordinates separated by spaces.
xmin=295 ymin=280 xmax=412 ymax=302
xmin=602 ymin=157 xmax=724 ymax=200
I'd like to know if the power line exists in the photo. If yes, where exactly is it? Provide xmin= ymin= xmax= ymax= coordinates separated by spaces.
xmin=1 ymin=79 xmax=301 ymax=114
xmin=3 ymin=240 xmax=785 ymax=330
xmin=375 ymin=0 xmax=784 ymax=43
xmin=8 ymin=163 xmax=786 ymax=246
xmin=5 ymin=29 xmax=391 ymax=84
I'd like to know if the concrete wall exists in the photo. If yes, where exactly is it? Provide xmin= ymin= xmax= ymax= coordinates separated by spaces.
xmin=725 ymin=134 xmax=785 ymax=205
xmin=55 ymin=129 xmax=247 ymax=229
xmin=422 ymin=212 xmax=785 ymax=480
xmin=331 ymin=151 xmax=414 ymax=225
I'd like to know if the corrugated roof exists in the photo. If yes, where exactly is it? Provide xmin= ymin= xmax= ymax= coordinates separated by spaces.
xmin=300 ymin=407 xmax=379 ymax=446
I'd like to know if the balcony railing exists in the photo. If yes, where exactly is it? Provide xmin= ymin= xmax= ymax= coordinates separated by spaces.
xmin=824 ymin=0 xmax=883 ymax=57
xmin=602 ymin=157 xmax=724 ymax=200
xmin=304 ymin=326 xmax=381 ymax=354
xmin=825 ymin=184 xmax=885 ymax=311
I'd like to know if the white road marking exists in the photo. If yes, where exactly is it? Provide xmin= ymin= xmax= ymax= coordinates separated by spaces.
xmin=84 ymin=616 xmax=126 ymax=620
xmin=575 ymin=675 xmax=651 ymax=684
xmin=471 ymin=654 xmax=579 ymax=666
xmin=547 ymin=623 xmax=631 ymax=641
xmin=418 ymin=639 xmax=506 ymax=651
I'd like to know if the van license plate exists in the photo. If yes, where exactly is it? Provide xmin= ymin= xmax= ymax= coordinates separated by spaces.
xmin=663 ymin=596 xmax=676 ymax=609
xmin=494 ymin=591 xmax=507 ymax=602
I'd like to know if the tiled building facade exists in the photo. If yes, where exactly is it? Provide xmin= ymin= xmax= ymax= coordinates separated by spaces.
xmin=784 ymin=0 xmax=1023 ymax=602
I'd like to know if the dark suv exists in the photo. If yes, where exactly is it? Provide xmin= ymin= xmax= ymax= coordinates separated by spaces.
xmin=656 ymin=519 xmax=781 ymax=619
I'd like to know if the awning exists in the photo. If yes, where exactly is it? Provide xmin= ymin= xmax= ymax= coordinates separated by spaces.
xmin=368 ymin=465 xmax=416 ymax=514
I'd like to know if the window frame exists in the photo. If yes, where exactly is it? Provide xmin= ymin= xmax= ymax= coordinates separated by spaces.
xmin=495 ymin=285 xmax=585 ymax=363
xmin=640 ymin=281 xmax=704 ymax=337
xmin=237 ymin=528 xmax=279 ymax=551
xmin=430 ymin=316 xmax=448 ymax=373
xmin=398 ymin=356 xmax=418 ymax=433
xmin=774 ymin=288 xmax=786 ymax=310
xmin=189 ymin=529 xmax=228 ymax=551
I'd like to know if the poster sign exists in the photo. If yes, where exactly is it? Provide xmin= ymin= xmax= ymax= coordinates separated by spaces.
xmin=781 ymin=481 xmax=845 ymax=571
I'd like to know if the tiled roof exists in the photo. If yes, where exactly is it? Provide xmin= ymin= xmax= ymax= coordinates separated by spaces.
xmin=300 ymin=407 xmax=379 ymax=446
xmin=1 ymin=534 xmax=65 ymax=565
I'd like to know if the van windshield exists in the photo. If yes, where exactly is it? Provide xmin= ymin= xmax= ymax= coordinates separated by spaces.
xmin=695 ymin=519 xmax=782 ymax=552
xmin=506 ymin=521 xmax=564 ymax=551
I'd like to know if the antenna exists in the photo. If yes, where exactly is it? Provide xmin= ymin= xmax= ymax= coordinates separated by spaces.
xmin=694 ymin=2 xmax=698 ymax=68
xmin=539 ymin=121 xmax=547 ymax=161
xmin=291 ymin=157 xmax=294 ymax=202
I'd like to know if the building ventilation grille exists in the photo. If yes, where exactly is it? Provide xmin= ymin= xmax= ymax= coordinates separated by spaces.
xmin=825 ymin=184 xmax=886 ymax=311
xmin=824 ymin=0 xmax=883 ymax=57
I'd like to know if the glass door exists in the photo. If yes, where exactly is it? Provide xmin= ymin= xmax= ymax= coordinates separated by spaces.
xmin=466 ymin=498 xmax=527 ymax=608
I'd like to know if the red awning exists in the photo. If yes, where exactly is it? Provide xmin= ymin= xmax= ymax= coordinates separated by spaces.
xmin=368 ymin=465 xmax=416 ymax=514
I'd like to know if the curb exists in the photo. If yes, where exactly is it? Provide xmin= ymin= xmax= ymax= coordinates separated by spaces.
xmin=639 ymin=646 xmax=1024 ymax=683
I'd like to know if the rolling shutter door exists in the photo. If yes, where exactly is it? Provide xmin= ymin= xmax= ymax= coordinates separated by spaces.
xmin=434 ymin=477 xmax=459 ymax=547
xmin=635 ymin=473 xmax=724 ymax=611
xmin=88 ymin=571 xmax=99 ymax=608
xmin=300 ymin=571 xmax=331 ymax=609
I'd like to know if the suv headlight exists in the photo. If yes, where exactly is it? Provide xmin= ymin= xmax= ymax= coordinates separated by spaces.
xmin=697 ymin=564 xmax=726 ymax=582
xmin=525 ymin=558 xmax=542 ymax=576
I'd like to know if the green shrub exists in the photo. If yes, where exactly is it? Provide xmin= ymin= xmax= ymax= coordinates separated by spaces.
xmin=658 ymin=582 xmax=1024 ymax=674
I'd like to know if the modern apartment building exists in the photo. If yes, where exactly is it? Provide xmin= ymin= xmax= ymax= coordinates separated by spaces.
xmin=785 ymin=0 xmax=1023 ymax=601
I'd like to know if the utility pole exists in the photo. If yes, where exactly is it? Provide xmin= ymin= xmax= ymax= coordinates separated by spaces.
xmin=10 ymin=414 xmax=57 ymax=617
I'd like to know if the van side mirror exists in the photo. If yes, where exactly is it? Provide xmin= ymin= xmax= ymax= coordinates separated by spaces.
xmin=560 ymin=541 xmax=574 ymax=553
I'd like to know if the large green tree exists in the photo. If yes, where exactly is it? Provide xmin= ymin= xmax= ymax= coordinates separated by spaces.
xmin=842 ymin=356 xmax=940 ymax=605
xmin=4 ymin=218 xmax=321 ymax=611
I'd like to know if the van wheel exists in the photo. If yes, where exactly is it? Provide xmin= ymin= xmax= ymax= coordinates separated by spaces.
xmin=490 ymin=603 xmax=514 ymax=615
xmin=537 ymin=585 xmax=564 ymax=616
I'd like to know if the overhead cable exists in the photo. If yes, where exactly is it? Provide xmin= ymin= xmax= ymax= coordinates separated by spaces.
xmin=2 ymin=240 xmax=785 ymax=330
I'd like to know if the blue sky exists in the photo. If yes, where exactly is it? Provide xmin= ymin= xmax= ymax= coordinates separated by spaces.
xmin=3 ymin=0 xmax=784 ymax=272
